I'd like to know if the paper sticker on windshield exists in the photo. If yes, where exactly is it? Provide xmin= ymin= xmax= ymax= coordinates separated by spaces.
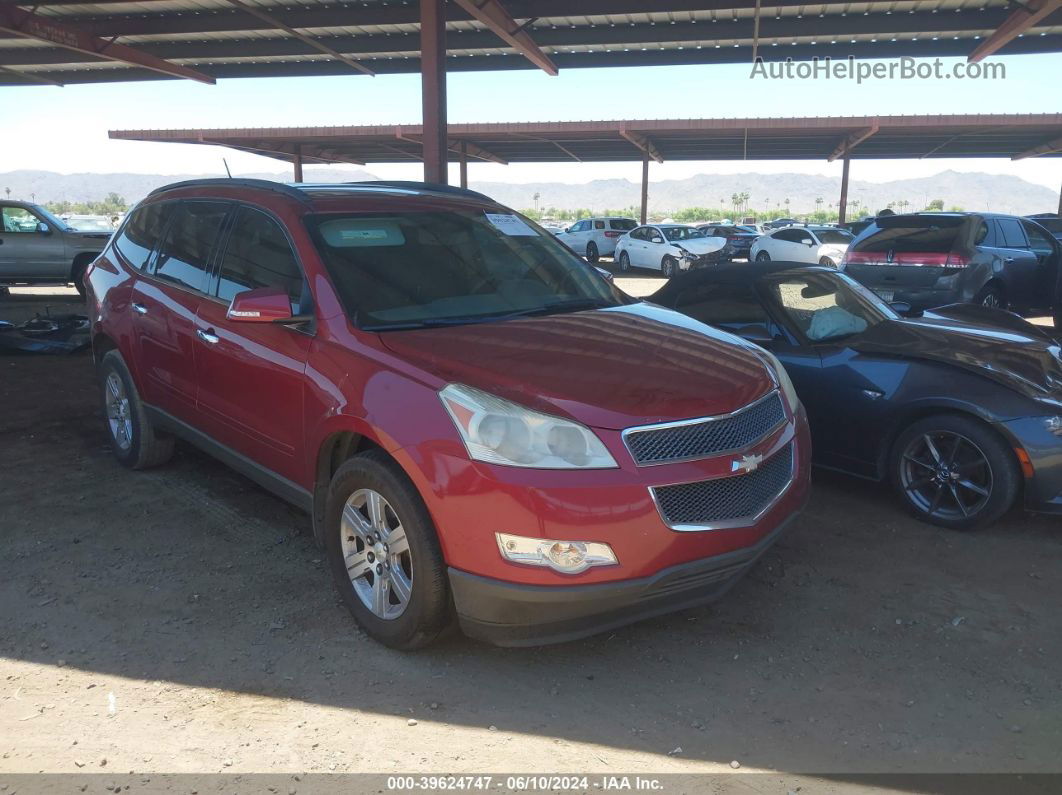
xmin=485 ymin=213 xmax=537 ymax=236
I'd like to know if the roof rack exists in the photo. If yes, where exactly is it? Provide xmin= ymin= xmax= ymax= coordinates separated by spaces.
xmin=148 ymin=178 xmax=310 ymax=202
xmin=148 ymin=178 xmax=494 ymax=205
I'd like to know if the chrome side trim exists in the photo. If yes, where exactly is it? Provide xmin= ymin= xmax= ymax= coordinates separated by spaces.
xmin=649 ymin=425 xmax=796 ymax=533
xmin=622 ymin=389 xmax=785 ymax=467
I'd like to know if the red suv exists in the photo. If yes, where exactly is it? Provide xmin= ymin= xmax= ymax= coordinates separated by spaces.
xmin=85 ymin=179 xmax=811 ymax=649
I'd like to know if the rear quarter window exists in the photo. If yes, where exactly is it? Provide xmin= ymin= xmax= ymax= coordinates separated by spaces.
xmin=996 ymin=218 xmax=1028 ymax=249
xmin=609 ymin=219 xmax=636 ymax=230
xmin=114 ymin=202 xmax=171 ymax=271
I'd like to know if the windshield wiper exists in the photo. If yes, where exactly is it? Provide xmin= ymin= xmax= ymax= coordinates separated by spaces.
xmin=503 ymin=298 xmax=618 ymax=319
xmin=362 ymin=299 xmax=618 ymax=331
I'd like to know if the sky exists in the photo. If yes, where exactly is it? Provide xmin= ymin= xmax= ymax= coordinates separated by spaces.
xmin=1 ymin=52 xmax=1061 ymax=190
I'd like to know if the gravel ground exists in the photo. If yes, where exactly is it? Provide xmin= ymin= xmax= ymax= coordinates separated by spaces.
xmin=1 ymin=286 xmax=1060 ymax=778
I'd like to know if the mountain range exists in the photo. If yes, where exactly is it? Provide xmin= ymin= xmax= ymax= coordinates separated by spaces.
xmin=1 ymin=167 xmax=1057 ymax=216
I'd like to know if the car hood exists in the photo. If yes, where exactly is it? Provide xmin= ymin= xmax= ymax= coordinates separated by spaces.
xmin=69 ymin=229 xmax=112 ymax=242
xmin=378 ymin=303 xmax=775 ymax=430
xmin=675 ymin=237 xmax=727 ymax=255
xmin=850 ymin=305 xmax=1062 ymax=401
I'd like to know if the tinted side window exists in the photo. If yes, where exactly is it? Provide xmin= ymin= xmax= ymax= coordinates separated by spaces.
xmin=114 ymin=202 xmax=170 ymax=270
xmin=774 ymin=230 xmax=801 ymax=243
xmin=629 ymin=227 xmax=645 ymax=241
xmin=610 ymin=219 xmax=636 ymax=230
xmin=996 ymin=218 xmax=1028 ymax=248
xmin=674 ymin=283 xmax=769 ymax=330
xmin=593 ymin=220 xmax=605 ymax=230
xmin=153 ymin=201 xmax=229 ymax=292
xmin=217 ymin=207 xmax=303 ymax=307
xmin=1022 ymin=221 xmax=1056 ymax=257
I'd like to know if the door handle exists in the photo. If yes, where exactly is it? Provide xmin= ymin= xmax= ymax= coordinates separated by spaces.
xmin=131 ymin=302 xmax=148 ymax=315
xmin=196 ymin=328 xmax=220 ymax=344
xmin=1003 ymin=257 xmax=1015 ymax=264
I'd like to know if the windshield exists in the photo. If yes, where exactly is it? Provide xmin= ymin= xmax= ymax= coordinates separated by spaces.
xmin=65 ymin=217 xmax=114 ymax=232
xmin=761 ymin=271 xmax=896 ymax=343
xmin=1034 ymin=217 xmax=1062 ymax=234
xmin=815 ymin=229 xmax=854 ymax=245
xmin=661 ymin=226 xmax=707 ymax=241
xmin=308 ymin=210 xmax=626 ymax=330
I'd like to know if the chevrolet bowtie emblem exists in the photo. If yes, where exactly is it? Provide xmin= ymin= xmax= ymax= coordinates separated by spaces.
xmin=732 ymin=453 xmax=764 ymax=474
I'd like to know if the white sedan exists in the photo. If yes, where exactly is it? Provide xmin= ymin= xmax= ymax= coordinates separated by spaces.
xmin=614 ymin=224 xmax=728 ymax=278
xmin=749 ymin=225 xmax=854 ymax=267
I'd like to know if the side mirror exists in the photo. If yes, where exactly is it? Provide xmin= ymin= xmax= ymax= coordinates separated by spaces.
xmin=889 ymin=301 xmax=916 ymax=317
xmin=803 ymin=239 xmax=814 ymax=246
xmin=37 ymin=222 xmax=51 ymax=235
xmin=227 ymin=286 xmax=295 ymax=323
xmin=650 ymin=236 xmax=664 ymax=244
xmin=734 ymin=324 xmax=774 ymax=344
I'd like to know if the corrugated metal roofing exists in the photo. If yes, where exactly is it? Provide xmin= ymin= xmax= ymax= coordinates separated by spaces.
xmin=1 ymin=0 xmax=1059 ymax=85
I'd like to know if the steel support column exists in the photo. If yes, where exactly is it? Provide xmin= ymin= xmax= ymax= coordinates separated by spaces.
xmin=420 ymin=0 xmax=448 ymax=184
xmin=1058 ymin=178 xmax=1062 ymax=217
xmin=293 ymin=144 xmax=304 ymax=182
xmin=639 ymin=150 xmax=649 ymax=225
xmin=459 ymin=141 xmax=468 ymax=188
xmin=838 ymin=154 xmax=850 ymax=225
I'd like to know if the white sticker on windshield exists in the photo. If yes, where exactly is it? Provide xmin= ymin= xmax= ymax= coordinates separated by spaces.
xmin=485 ymin=213 xmax=537 ymax=236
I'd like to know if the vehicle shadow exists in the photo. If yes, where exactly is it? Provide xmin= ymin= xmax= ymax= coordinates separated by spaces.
xmin=2 ymin=346 xmax=1061 ymax=778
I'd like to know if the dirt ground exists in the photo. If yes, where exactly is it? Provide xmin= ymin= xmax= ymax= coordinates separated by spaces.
xmin=1 ymin=284 xmax=1061 ymax=779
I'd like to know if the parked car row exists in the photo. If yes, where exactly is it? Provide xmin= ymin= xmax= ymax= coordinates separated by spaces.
xmin=77 ymin=180 xmax=1062 ymax=653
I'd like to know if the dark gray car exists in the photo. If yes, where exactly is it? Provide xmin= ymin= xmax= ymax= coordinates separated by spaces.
xmin=841 ymin=212 xmax=1060 ymax=316
xmin=0 ymin=201 xmax=110 ymax=296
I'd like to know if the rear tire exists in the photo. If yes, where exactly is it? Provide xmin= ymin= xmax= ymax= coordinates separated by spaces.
xmin=974 ymin=284 xmax=1006 ymax=310
xmin=585 ymin=242 xmax=599 ymax=264
xmin=755 ymin=251 xmax=771 ymax=262
xmin=890 ymin=414 xmax=1019 ymax=530
xmin=324 ymin=451 xmax=452 ymax=649
xmin=98 ymin=350 xmax=174 ymax=469
xmin=618 ymin=251 xmax=631 ymax=272
xmin=818 ymin=256 xmax=836 ymax=267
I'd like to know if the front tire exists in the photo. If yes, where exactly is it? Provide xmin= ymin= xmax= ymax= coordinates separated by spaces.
xmin=755 ymin=250 xmax=771 ymax=262
xmin=890 ymin=414 xmax=1019 ymax=530
xmin=585 ymin=242 xmax=599 ymax=264
xmin=661 ymin=256 xmax=677 ymax=278
xmin=617 ymin=250 xmax=631 ymax=272
xmin=324 ymin=451 xmax=451 ymax=649
xmin=98 ymin=350 xmax=174 ymax=469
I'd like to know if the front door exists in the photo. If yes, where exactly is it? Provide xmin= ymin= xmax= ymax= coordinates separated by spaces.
xmin=193 ymin=206 xmax=311 ymax=484
xmin=0 ymin=205 xmax=65 ymax=278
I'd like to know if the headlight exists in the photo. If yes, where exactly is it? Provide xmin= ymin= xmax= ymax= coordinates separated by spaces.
xmin=496 ymin=533 xmax=618 ymax=574
xmin=759 ymin=350 xmax=801 ymax=412
xmin=440 ymin=383 xmax=618 ymax=469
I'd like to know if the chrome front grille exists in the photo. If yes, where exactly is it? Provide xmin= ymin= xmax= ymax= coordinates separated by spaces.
xmin=624 ymin=391 xmax=785 ymax=466
xmin=651 ymin=442 xmax=794 ymax=530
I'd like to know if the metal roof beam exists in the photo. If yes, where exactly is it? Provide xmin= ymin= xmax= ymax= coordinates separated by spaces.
xmin=448 ymin=139 xmax=507 ymax=165
xmin=969 ymin=0 xmax=1062 ymax=62
xmin=451 ymin=0 xmax=557 ymax=75
xmin=619 ymin=129 xmax=663 ymax=163
xmin=221 ymin=0 xmax=373 ymax=76
xmin=0 ymin=4 xmax=213 ymax=83
xmin=827 ymin=125 xmax=878 ymax=162
xmin=1012 ymin=133 xmax=1062 ymax=160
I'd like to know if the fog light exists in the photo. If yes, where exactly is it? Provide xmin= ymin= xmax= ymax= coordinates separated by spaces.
xmin=495 ymin=533 xmax=618 ymax=574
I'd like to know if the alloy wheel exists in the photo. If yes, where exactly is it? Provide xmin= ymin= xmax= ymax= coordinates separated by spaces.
xmin=104 ymin=372 xmax=133 ymax=451
xmin=340 ymin=488 xmax=413 ymax=620
xmin=899 ymin=430 xmax=993 ymax=521
xmin=980 ymin=291 xmax=1002 ymax=309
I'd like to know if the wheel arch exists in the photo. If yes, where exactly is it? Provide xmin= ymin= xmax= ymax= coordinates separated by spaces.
xmin=69 ymin=250 xmax=98 ymax=281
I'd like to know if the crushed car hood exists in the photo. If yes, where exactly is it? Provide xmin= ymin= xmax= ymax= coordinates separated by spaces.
xmin=675 ymin=237 xmax=726 ymax=255
xmin=379 ymin=303 xmax=775 ymax=430
xmin=850 ymin=305 xmax=1062 ymax=400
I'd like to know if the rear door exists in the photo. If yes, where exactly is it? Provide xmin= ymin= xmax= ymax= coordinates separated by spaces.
xmin=994 ymin=218 xmax=1039 ymax=308
xmin=0 ymin=205 xmax=66 ymax=277
xmin=1019 ymin=219 xmax=1059 ymax=311
xmin=129 ymin=199 xmax=231 ymax=422
xmin=193 ymin=205 xmax=311 ymax=484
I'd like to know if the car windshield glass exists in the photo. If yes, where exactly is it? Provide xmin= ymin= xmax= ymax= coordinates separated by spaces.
xmin=662 ymin=226 xmax=707 ymax=241
xmin=815 ymin=229 xmax=854 ymax=244
xmin=1034 ymin=217 xmax=1062 ymax=234
xmin=65 ymin=218 xmax=113 ymax=232
xmin=761 ymin=271 xmax=896 ymax=343
xmin=307 ymin=210 xmax=627 ymax=330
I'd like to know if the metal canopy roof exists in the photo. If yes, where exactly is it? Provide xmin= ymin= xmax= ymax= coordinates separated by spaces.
xmin=109 ymin=114 xmax=1062 ymax=166
xmin=2 ymin=0 xmax=1061 ymax=86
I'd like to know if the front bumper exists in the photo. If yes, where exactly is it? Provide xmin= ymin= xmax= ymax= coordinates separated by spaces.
xmin=449 ymin=506 xmax=803 ymax=647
